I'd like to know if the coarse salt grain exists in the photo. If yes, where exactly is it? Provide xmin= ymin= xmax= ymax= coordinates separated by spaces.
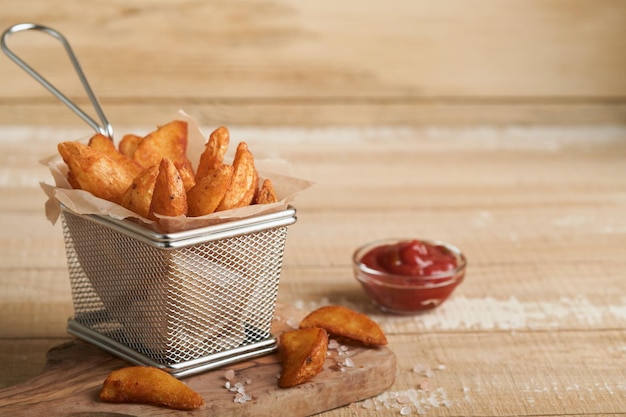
xmin=396 ymin=395 xmax=411 ymax=404
xmin=224 ymin=369 xmax=236 ymax=381
xmin=400 ymin=405 xmax=412 ymax=415
xmin=412 ymin=364 xmax=428 ymax=374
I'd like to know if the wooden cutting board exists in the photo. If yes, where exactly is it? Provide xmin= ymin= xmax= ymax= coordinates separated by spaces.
xmin=0 ymin=303 xmax=396 ymax=416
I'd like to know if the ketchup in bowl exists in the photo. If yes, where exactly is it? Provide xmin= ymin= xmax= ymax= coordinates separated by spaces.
xmin=353 ymin=238 xmax=466 ymax=314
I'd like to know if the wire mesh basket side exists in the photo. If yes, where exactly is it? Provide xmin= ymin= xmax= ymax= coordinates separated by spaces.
xmin=61 ymin=210 xmax=288 ymax=365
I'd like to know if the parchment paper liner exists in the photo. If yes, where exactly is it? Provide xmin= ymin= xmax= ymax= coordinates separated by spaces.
xmin=40 ymin=110 xmax=313 ymax=234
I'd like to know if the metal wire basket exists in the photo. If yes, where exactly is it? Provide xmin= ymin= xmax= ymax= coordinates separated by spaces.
xmin=62 ymin=205 xmax=296 ymax=377
xmin=2 ymin=23 xmax=299 ymax=377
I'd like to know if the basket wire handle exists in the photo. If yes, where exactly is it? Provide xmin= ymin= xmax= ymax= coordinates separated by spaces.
xmin=1 ymin=23 xmax=113 ymax=139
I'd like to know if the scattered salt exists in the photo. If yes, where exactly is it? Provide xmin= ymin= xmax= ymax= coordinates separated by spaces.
xmin=223 ymin=370 xmax=253 ymax=404
xmin=400 ymin=405 xmax=412 ymax=415
xmin=326 ymin=338 xmax=356 ymax=371
xmin=362 ymin=399 xmax=374 ymax=409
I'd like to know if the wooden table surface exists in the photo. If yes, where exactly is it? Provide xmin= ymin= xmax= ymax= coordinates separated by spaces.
xmin=1 ymin=1 xmax=625 ymax=416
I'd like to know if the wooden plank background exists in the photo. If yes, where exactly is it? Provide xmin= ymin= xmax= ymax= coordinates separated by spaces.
xmin=1 ymin=125 xmax=625 ymax=415
xmin=0 ymin=0 xmax=625 ymax=127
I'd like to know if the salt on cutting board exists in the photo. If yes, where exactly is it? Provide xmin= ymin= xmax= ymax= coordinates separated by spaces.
xmin=0 ymin=303 xmax=396 ymax=416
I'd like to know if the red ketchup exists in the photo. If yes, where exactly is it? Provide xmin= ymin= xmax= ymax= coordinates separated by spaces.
xmin=361 ymin=240 xmax=458 ymax=278
xmin=355 ymin=239 xmax=465 ymax=313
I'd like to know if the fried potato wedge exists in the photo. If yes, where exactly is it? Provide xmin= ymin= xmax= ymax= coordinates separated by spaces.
xmin=148 ymin=158 xmax=188 ymax=220
xmin=187 ymin=164 xmax=234 ymax=216
xmin=299 ymin=305 xmax=388 ymax=346
xmin=216 ymin=142 xmax=258 ymax=211
xmin=196 ymin=126 xmax=230 ymax=181
xmin=66 ymin=169 xmax=80 ymax=190
xmin=120 ymin=165 xmax=159 ymax=219
xmin=88 ymin=133 xmax=143 ymax=178
xmin=278 ymin=327 xmax=328 ymax=388
xmin=253 ymin=178 xmax=278 ymax=205
xmin=132 ymin=120 xmax=190 ymax=169
xmin=118 ymin=133 xmax=142 ymax=159
xmin=58 ymin=141 xmax=134 ymax=204
xmin=175 ymin=158 xmax=196 ymax=192
xmin=100 ymin=366 xmax=204 ymax=410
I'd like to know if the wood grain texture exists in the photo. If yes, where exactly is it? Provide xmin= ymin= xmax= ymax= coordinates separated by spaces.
xmin=0 ymin=305 xmax=396 ymax=417
xmin=0 ymin=0 xmax=624 ymax=126
xmin=1 ymin=124 xmax=625 ymax=416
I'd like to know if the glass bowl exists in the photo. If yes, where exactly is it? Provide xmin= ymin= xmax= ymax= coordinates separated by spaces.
xmin=353 ymin=238 xmax=467 ymax=314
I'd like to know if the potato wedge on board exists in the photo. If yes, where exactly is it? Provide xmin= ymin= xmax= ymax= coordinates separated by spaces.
xmin=187 ymin=164 xmax=234 ymax=217
xmin=120 ymin=165 xmax=159 ymax=219
xmin=216 ymin=142 xmax=258 ymax=211
xmin=88 ymin=133 xmax=143 ymax=178
xmin=278 ymin=327 xmax=329 ymax=388
xmin=58 ymin=141 xmax=134 ymax=205
xmin=100 ymin=366 xmax=203 ymax=410
xmin=148 ymin=158 xmax=188 ymax=220
xmin=299 ymin=305 xmax=388 ymax=346
xmin=196 ymin=126 xmax=230 ymax=181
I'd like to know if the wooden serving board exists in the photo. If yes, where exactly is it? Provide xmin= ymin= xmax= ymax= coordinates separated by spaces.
xmin=0 ymin=304 xmax=396 ymax=417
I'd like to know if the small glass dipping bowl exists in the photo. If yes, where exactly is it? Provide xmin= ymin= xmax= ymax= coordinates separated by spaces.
xmin=353 ymin=238 xmax=467 ymax=314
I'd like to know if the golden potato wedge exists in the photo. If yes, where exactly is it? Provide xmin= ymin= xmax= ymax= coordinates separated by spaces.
xmin=66 ymin=169 xmax=80 ymax=190
xmin=253 ymin=178 xmax=278 ymax=205
xmin=148 ymin=158 xmax=188 ymax=220
xmin=132 ymin=120 xmax=189 ymax=169
xmin=118 ymin=133 xmax=142 ymax=158
xmin=120 ymin=165 xmax=159 ymax=219
xmin=196 ymin=126 xmax=230 ymax=181
xmin=187 ymin=164 xmax=234 ymax=217
xmin=299 ymin=305 xmax=388 ymax=347
xmin=278 ymin=327 xmax=328 ymax=388
xmin=100 ymin=366 xmax=204 ymax=410
xmin=175 ymin=158 xmax=196 ymax=192
xmin=58 ymin=141 xmax=134 ymax=204
xmin=88 ymin=133 xmax=143 ymax=178
xmin=216 ymin=142 xmax=258 ymax=211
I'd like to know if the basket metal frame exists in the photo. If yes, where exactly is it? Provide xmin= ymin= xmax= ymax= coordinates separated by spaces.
xmin=61 ymin=205 xmax=296 ymax=377
xmin=67 ymin=320 xmax=278 ymax=378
